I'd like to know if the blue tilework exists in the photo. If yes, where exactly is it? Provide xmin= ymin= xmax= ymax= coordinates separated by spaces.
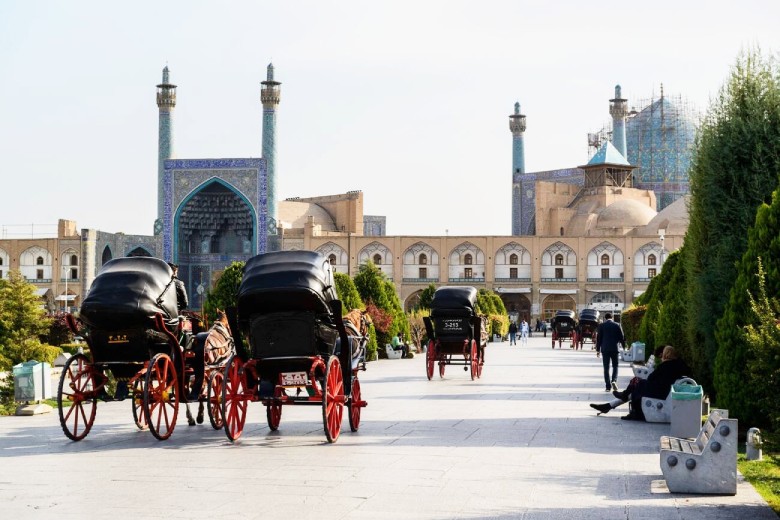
xmin=158 ymin=110 xmax=173 ymax=221
xmin=262 ymin=108 xmax=277 ymax=227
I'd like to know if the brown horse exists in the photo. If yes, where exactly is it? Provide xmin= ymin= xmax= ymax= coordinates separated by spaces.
xmin=343 ymin=309 xmax=371 ymax=361
xmin=185 ymin=308 xmax=235 ymax=426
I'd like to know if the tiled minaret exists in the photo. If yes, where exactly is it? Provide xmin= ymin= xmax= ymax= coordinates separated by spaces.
xmin=155 ymin=66 xmax=176 ymax=235
xmin=509 ymin=102 xmax=527 ymax=235
xmin=609 ymin=84 xmax=628 ymax=159
xmin=261 ymin=63 xmax=281 ymax=231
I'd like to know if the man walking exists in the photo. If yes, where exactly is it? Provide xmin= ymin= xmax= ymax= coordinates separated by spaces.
xmin=595 ymin=312 xmax=624 ymax=392
xmin=508 ymin=321 xmax=518 ymax=346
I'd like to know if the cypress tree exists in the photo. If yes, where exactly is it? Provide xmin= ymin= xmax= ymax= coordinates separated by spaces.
xmin=684 ymin=49 xmax=780 ymax=393
xmin=715 ymin=185 xmax=780 ymax=425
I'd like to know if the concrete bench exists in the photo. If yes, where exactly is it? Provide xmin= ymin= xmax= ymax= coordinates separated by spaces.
xmin=641 ymin=377 xmax=695 ymax=423
xmin=385 ymin=344 xmax=402 ymax=359
xmin=660 ymin=409 xmax=737 ymax=495
xmin=631 ymin=363 xmax=654 ymax=379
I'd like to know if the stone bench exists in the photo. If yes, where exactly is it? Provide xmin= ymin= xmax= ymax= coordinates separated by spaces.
xmin=641 ymin=377 xmax=696 ymax=423
xmin=385 ymin=344 xmax=402 ymax=359
xmin=659 ymin=409 xmax=737 ymax=495
xmin=631 ymin=363 xmax=654 ymax=379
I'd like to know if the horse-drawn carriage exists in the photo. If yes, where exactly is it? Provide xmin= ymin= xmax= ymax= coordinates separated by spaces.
xmin=220 ymin=250 xmax=368 ymax=443
xmin=576 ymin=309 xmax=600 ymax=350
xmin=423 ymin=286 xmax=487 ymax=380
xmin=550 ymin=309 xmax=578 ymax=349
xmin=57 ymin=257 xmax=235 ymax=441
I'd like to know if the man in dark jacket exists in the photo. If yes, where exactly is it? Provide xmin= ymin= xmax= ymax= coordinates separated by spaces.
xmin=595 ymin=312 xmax=624 ymax=391
xmin=590 ymin=345 xmax=690 ymax=420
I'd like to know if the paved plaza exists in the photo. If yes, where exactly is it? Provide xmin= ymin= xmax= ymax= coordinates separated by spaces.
xmin=0 ymin=335 xmax=776 ymax=519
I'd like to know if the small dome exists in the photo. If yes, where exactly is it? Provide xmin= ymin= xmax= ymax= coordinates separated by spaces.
xmin=278 ymin=201 xmax=337 ymax=231
xmin=597 ymin=199 xmax=657 ymax=229
xmin=640 ymin=195 xmax=690 ymax=235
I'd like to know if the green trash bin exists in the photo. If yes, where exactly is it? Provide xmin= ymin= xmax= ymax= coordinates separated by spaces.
xmin=670 ymin=378 xmax=703 ymax=439
xmin=12 ymin=361 xmax=52 ymax=402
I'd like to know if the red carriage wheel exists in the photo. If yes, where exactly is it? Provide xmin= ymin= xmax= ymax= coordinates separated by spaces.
xmin=132 ymin=378 xmax=147 ymax=430
xmin=266 ymin=386 xmax=283 ymax=431
xmin=207 ymin=371 xmax=224 ymax=430
xmin=469 ymin=340 xmax=478 ymax=381
xmin=348 ymin=377 xmax=364 ymax=432
xmin=477 ymin=350 xmax=484 ymax=378
xmin=57 ymin=353 xmax=97 ymax=441
xmin=322 ymin=355 xmax=345 ymax=443
xmin=143 ymin=353 xmax=179 ymax=441
xmin=425 ymin=340 xmax=436 ymax=380
xmin=222 ymin=355 xmax=248 ymax=441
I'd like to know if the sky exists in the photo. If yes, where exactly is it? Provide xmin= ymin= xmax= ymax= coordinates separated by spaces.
xmin=1 ymin=1 xmax=779 ymax=238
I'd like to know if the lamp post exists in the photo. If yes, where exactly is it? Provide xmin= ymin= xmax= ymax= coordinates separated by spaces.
xmin=659 ymin=229 xmax=666 ymax=268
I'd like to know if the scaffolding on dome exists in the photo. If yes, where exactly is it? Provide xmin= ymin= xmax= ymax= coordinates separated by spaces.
xmin=588 ymin=87 xmax=700 ymax=210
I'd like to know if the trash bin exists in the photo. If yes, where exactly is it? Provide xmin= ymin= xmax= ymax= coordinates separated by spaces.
xmin=670 ymin=378 xmax=703 ymax=439
xmin=12 ymin=361 xmax=53 ymax=402
xmin=629 ymin=342 xmax=645 ymax=362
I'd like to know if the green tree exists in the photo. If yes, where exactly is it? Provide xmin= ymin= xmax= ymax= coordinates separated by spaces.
xmin=654 ymin=248 xmax=694 ymax=369
xmin=333 ymin=272 xmax=378 ymax=361
xmin=741 ymin=259 xmax=780 ymax=429
xmin=0 ymin=270 xmax=58 ymax=371
xmin=203 ymin=261 xmax=245 ymax=323
xmin=417 ymin=283 xmax=436 ymax=310
xmin=334 ymin=272 xmax=363 ymax=313
xmin=638 ymin=250 xmax=680 ymax=354
xmin=620 ymin=305 xmax=646 ymax=346
xmin=685 ymin=49 xmax=780 ymax=393
xmin=353 ymin=261 xmax=406 ymax=350
xmin=716 ymin=183 xmax=780 ymax=424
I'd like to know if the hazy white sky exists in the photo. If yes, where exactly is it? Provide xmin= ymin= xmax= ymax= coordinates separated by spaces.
xmin=1 ymin=1 xmax=778 ymax=237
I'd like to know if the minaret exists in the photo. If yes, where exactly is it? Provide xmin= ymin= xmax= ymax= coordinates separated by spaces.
xmin=509 ymin=102 xmax=527 ymax=235
xmin=261 ymin=63 xmax=281 ymax=231
xmin=156 ymin=66 xmax=176 ymax=234
xmin=609 ymin=84 xmax=628 ymax=159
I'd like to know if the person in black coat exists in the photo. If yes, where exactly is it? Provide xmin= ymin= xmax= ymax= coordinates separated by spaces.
xmin=595 ymin=312 xmax=624 ymax=391
xmin=590 ymin=345 xmax=691 ymax=420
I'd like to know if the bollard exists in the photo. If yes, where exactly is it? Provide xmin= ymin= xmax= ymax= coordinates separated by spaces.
xmin=746 ymin=427 xmax=763 ymax=461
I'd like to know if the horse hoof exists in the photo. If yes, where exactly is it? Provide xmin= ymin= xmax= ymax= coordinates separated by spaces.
xmin=188 ymin=418 xmax=195 ymax=426
xmin=196 ymin=412 xmax=204 ymax=424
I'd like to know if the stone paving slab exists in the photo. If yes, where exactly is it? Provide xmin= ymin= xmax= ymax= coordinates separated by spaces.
xmin=0 ymin=336 xmax=776 ymax=519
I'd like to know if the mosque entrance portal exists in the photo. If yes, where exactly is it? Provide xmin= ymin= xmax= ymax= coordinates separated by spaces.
xmin=174 ymin=181 xmax=256 ymax=310
xmin=177 ymin=182 xmax=255 ymax=257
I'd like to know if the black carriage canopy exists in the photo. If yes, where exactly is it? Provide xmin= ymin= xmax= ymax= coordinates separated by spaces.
xmin=579 ymin=308 xmax=600 ymax=322
xmin=430 ymin=286 xmax=478 ymax=318
xmin=554 ymin=309 xmax=577 ymax=322
xmin=238 ymin=250 xmax=338 ymax=316
xmin=79 ymin=257 xmax=179 ymax=329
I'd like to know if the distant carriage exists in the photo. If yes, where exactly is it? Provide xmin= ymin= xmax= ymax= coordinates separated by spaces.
xmin=220 ymin=250 xmax=367 ymax=443
xmin=423 ymin=286 xmax=488 ymax=380
xmin=550 ymin=309 xmax=578 ymax=349
xmin=576 ymin=309 xmax=600 ymax=350
xmin=57 ymin=257 xmax=234 ymax=441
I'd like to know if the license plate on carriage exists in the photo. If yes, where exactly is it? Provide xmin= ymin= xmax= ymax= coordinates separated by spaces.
xmin=280 ymin=372 xmax=307 ymax=386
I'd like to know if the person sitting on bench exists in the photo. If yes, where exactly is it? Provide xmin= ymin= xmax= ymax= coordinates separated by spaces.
xmin=391 ymin=333 xmax=409 ymax=358
xmin=589 ymin=345 xmax=690 ymax=420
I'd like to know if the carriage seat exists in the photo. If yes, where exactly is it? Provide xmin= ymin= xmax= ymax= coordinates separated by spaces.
xmin=385 ymin=344 xmax=402 ymax=359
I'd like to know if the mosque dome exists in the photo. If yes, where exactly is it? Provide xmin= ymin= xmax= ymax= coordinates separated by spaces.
xmin=596 ymin=199 xmax=657 ymax=230
xmin=278 ymin=200 xmax=338 ymax=231
xmin=639 ymin=195 xmax=689 ymax=235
